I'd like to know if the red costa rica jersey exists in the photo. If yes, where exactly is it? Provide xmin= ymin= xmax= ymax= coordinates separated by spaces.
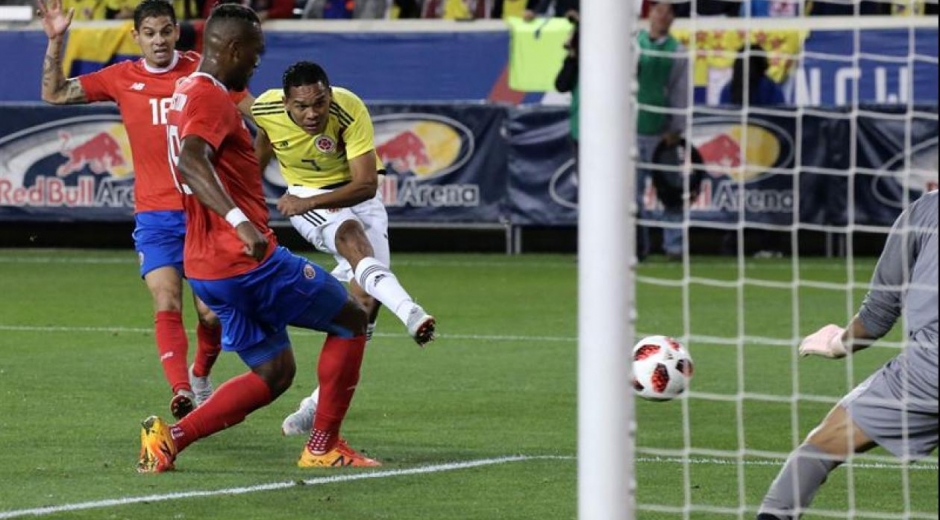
xmin=167 ymin=73 xmax=276 ymax=280
xmin=78 ymin=51 xmax=246 ymax=213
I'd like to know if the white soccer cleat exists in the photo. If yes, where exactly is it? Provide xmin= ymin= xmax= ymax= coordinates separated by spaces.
xmin=189 ymin=364 xmax=214 ymax=407
xmin=281 ymin=388 xmax=319 ymax=436
xmin=406 ymin=304 xmax=436 ymax=347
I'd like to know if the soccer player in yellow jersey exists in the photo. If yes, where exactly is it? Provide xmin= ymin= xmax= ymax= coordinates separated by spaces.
xmin=252 ymin=61 xmax=437 ymax=435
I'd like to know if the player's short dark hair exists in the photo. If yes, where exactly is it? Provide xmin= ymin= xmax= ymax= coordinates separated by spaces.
xmin=133 ymin=0 xmax=177 ymax=30
xmin=206 ymin=3 xmax=261 ymax=32
xmin=649 ymin=0 xmax=676 ymax=12
xmin=282 ymin=61 xmax=331 ymax=97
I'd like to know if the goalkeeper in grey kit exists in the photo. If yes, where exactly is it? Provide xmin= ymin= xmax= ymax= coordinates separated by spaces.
xmin=758 ymin=190 xmax=938 ymax=519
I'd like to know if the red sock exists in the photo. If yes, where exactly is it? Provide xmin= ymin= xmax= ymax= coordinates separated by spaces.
xmin=307 ymin=335 xmax=366 ymax=453
xmin=170 ymin=371 xmax=272 ymax=453
xmin=154 ymin=311 xmax=190 ymax=394
xmin=192 ymin=322 xmax=222 ymax=378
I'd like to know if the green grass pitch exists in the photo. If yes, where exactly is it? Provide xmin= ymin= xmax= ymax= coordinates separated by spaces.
xmin=0 ymin=250 xmax=935 ymax=519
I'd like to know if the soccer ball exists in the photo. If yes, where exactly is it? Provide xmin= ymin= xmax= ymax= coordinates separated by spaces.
xmin=632 ymin=335 xmax=694 ymax=402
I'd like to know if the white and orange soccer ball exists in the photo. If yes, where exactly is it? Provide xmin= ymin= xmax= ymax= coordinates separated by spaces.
xmin=632 ymin=335 xmax=694 ymax=402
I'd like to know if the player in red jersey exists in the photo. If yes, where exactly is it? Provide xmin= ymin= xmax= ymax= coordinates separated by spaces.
xmin=37 ymin=0 xmax=253 ymax=419
xmin=137 ymin=4 xmax=380 ymax=472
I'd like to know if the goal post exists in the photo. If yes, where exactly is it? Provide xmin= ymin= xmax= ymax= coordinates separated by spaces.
xmin=577 ymin=0 xmax=638 ymax=519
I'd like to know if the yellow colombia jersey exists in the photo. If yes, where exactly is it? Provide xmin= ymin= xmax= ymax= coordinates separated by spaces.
xmin=251 ymin=87 xmax=379 ymax=189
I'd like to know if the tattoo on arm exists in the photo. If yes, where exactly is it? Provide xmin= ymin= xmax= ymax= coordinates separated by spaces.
xmin=41 ymin=40 xmax=86 ymax=104
xmin=61 ymin=79 xmax=86 ymax=104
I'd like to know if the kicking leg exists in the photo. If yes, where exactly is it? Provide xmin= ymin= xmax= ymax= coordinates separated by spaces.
xmin=334 ymin=220 xmax=435 ymax=346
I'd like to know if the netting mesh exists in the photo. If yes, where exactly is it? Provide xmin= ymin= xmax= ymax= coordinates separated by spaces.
xmin=632 ymin=3 xmax=938 ymax=517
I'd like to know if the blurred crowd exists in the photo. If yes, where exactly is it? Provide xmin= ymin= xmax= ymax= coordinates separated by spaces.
xmin=2 ymin=0 xmax=934 ymax=21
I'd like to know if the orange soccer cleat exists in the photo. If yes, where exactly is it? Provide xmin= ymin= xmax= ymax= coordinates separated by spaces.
xmin=298 ymin=439 xmax=381 ymax=468
xmin=137 ymin=415 xmax=178 ymax=473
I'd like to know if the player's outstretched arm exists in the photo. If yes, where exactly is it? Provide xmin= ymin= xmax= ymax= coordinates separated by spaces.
xmin=178 ymin=135 xmax=268 ymax=261
xmin=37 ymin=0 xmax=86 ymax=104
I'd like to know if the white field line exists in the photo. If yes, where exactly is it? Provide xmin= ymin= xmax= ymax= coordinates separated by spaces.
xmin=0 ymin=324 xmax=577 ymax=343
xmin=0 ymin=255 xmax=870 ymax=271
xmin=0 ymin=454 xmax=934 ymax=519
xmin=0 ymin=456 xmax=546 ymax=519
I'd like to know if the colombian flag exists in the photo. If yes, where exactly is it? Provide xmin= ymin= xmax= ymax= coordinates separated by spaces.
xmin=62 ymin=22 xmax=141 ymax=77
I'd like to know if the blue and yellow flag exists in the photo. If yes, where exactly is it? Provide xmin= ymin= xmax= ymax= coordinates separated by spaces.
xmin=62 ymin=22 xmax=141 ymax=77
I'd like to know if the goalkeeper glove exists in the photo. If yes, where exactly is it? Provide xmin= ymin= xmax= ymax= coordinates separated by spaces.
xmin=799 ymin=324 xmax=848 ymax=359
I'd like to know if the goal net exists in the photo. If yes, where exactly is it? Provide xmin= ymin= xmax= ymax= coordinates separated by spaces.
xmin=632 ymin=4 xmax=938 ymax=518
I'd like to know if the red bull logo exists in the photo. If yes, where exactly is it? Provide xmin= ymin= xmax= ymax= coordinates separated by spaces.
xmin=57 ymin=131 xmax=127 ymax=177
xmin=0 ymin=115 xmax=136 ymax=209
xmin=697 ymin=134 xmax=742 ymax=171
xmin=373 ymin=113 xmax=474 ymax=180
xmin=377 ymin=130 xmax=431 ymax=173
xmin=689 ymin=118 xmax=793 ymax=183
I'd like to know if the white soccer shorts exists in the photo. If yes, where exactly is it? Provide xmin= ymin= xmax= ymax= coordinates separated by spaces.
xmin=286 ymin=184 xmax=391 ymax=283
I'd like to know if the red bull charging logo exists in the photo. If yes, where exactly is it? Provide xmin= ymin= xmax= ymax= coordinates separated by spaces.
xmin=373 ymin=113 xmax=479 ymax=208
xmin=0 ymin=115 xmax=135 ymax=208
xmin=690 ymin=118 xmax=793 ymax=183
xmin=56 ymin=130 xmax=128 ymax=177
xmin=374 ymin=114 xmax=474 ymax=179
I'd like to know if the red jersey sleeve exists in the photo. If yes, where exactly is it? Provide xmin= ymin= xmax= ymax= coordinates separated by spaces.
xmin=77 ymin=63 xmax=121 ymax=103
xmin=178 ymin=87 xmax=238 ymax=152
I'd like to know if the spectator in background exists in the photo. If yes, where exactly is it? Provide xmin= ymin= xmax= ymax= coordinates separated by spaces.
xmin=636 ymin=0 xmax=690 ymax=261
xmin=302 ymin=0 xmax=351 ymax=18
xmin=806 ymin=0 xmax=889 ymax=15
xmin=491 ymin=0 xmax=526 ymax=18
xmin=105 ymin=0 xmax=199 ymax=19
xmin=422 ymin=0 xmax=488 ymax=19
xmin=719 ymin=43 xmax=787 ymax=257
xmin=719 ymin=44 xmax=785 ymax=106
xmin=522 ymin=0 xmax=577 ymax=21
xmin=350 ymin=0 xmax=391 ymax=18
xmin=739 ymin=0 xmax=802 ymax=17
xmin=393 ymin=0 xmax=420 ymax=18
xmin=643 ymin=0 xmax=740 ymax=18
xmin=206 ymin=0 xmax=292 ymax=20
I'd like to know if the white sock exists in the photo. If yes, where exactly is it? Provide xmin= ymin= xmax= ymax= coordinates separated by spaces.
xmin=354 ymin=257 xmax=415 ymax=325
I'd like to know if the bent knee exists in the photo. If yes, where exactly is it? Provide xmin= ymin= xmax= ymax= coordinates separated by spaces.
xmin=195 ymin=304 xmax=220 ymax=328
xmin=334 ymin=221 xmax=373 ymax=260
xmin=264 ymin=364 xmax=295 ymax=398
xmin=805 ymin=406 xmax=873 ymax=458
xmin=150 ymin=286 xmax=183 ymax=312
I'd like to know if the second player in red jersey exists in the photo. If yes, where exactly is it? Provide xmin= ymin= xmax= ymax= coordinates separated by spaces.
xmin=37 ymin=0 xmax=252 ymax=420
xmin=78 ymin=49 xmax=202 ymax=212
